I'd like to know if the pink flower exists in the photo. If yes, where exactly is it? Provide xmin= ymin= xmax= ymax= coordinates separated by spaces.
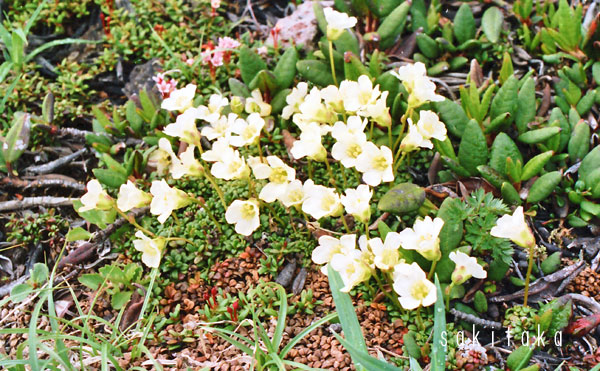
xmin=217 ymin=36 xmax=241 ymax=50
xmin=181 ymin=53 xmax=194 ymax=66
xmin=211 ymin=0 xmax=221 ymax=9
xmin=257 ymin=46 xmax=268 ymax=56
xmin=210 ymin=51 xmax=224 ymax=67
xmin=152 ymin=73 xmax=177 ymax=97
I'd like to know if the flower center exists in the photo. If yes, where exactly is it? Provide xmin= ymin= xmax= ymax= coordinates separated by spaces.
xmin=269 ymin=167 xmax=288 ymax=184
xmin=372 ymin=155 xmax=388 ymax=171
xmin=346 ymin=142 xmax=363 ymax=159
xmin=243 ymin=126 xmax=257 ymax=140
xmin=410 ymin=280 xmax=430 ymax=301
xmin=321 ymin=194 xmax=337 ymax=211
xmin=240 ymin=203 xmax=256 ymax=220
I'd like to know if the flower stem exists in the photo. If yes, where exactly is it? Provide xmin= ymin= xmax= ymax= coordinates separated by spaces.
xmin=415 ymin=306 xmax=425 ymax=331
xmin=165 ymin=236 xmax=196 ymax=246
xmin=246 ymin=177 xmax=258 ymax=199
xmin=372 ymin=272 xmax=402 ymax=311
xmin=262 ymin=201 xmax=286 ymax=228
xmin=116 ymin=208 xmax=155 ymax=237
xmin=523 ymin=243 xmax=536 ymax=307
xmin=201 ymin=167 xmax=227 ymax=209
xmin=307 ymin=160 xmax=314 ymax=179
xmin=445 ymin=282 xmax=455 ymax=311
xmin=392 ymin=152 xmax=407 ymax=174
xmin=340 ymin=166 xmax=348 ymax=189
xmin=340 ymin=216 xmax=351 ymax=234
xmin=135 ymin=266 xmax=158 ymax=332
xmin=324 ymin=159 xmax=338 ymax=190
xmin=388 ymin=124 xmax=394 ymax=151
xmin=328 ymin=40 xmax=337 ymax=85
xmin=427 ymin=259 xmax=438 ymax=281
xmin=256 ymin=134 xmax=264 ymax=162
xmin=364 ymin=222 xmax=370 ymax=239
xmin=392 ymin=107 xmax=412 ymax=154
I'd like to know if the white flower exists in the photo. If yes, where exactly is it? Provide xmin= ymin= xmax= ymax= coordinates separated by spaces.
xmin=370 ymin=232 xmax=404 ymax=270
xmin=330 ymin=249 xmax=372 ymax=292
xmin=147 ymin=147 xmax=171 ymax=176
xmin=201 ymin=113 xmax=238 ymax=142
xmin=320 ymin=85 xmax=344 ymax=113
xmin=161 ymin=84 xmax=196 ymax=112
xmin=133 ymin=231 xmax=166 ymax=268
xmin=293 ymin=87 xmax=335 ymax=125
xmin=302 ymin=180 xmax=343 ymax=220
xmin=252 ymin=156 xmax=296 ymax=203
xmin=324 ymin=7 xmax=357 ymax=41
xmin=391 ymin=63 xmax=443 ymax=107
xmin=340 ymin=75 xmax=381 ymax=114
xmin=416 ymin=110 xmax=446 ymax=141
xmin=355 ymin=142 xmax=394 ymax=186
xmin=490 ymin=206 xmax=535 ymax=248
xmin=365 ymin=93 xmax=391 ymax=127
xmin=290 ymin=122 xmax=328 ymax=162
xmin=331 ymin=117 xmax=368 ymax=168
xmin=203 ymin=141 xmax=250 ymax=180
xmin=163 ymin=107 xmax=202 ymax=147
xmin=197 ymin=94 xmax=228 ymax=124
xmin=312 ymin=234 xmax=356 ymax=274
xmin=341 ymin=185 xmax=372 ymax=224
xmin=245 ymin=89 xmax=271 ymax=117
xmin=150 ymin=180 xmax=192 ymax=224
xmin=400 ymin=121 xmax=432 ymax=152
xmin=392 ymin=262 xmax=437 ymax=309
xmin=278 ymin=179 xmax=307 ymax=208
xmin=282 ymin=82 xmax=308 ymax=120
xmin=449 ymin=251 xmax=487 ymax=285
xmin=172 ymin=145 xmax=204 ymax=179
xmin=79 ymin=179 xmax=113 ymax=212
xmin=225 ymin=199 xmax=260 ymax=236
xmin=229 ymin=113 xmax=265 ymax=147
xmin=116 ymin=180 xmax=152 ymax=212
xmin=397 ymin=216 xmax=444 ymax=261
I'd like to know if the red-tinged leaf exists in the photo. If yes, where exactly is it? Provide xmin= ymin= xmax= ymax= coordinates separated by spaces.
xmin=565 ymin=313 xmax=600 ymax=336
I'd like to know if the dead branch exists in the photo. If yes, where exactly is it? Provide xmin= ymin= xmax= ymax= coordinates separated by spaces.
xmin=24 ymin=148 xmax=87 ymax=175
xmin=0 ymin=196 xmax=74 ymax=212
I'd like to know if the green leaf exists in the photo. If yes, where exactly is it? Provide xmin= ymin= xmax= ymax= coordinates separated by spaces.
xmin=377 ymin=2 xmax=411 ymax=49
xmin=377 ymin=183 xmax=426 ymax=214
xmin=228 ymin=78 xmax=251 ymax=98
xmin=499 ymin=52 xmax=514 ymax=86
xmin=458 ymin=119 xmax=488 ymax=175
xmin=515 ymin=77 xmax=536 ymax=133
xmin=126 ymin=100 xmax=143 ymax=133
xmin=273 ymin=47 xmax=298 ymax=90
xmin=78 ymin=273 xmax=104 ymax=291
xmin=31 ymin=263 xmax=49 ymax=285
xmin=490 ymin=75 xmax=519 ymax=121
xmin=526 ymin=171 xmax=562 ymax=203
xmin=568 ymin=121 xmax=590 ymax=162
xmin=489 ymin=133 xmax=523 ymax=176
xmin=248 ymin=70 xmax=278 ymax=94
xmin=1 ymin=112 xmax=30 ymax=164
xmin=334 ymin=30 xmax=360 ymax=56
xmin=335 ymin=334 xmax=401 ymax=371
xmin=453 ymin=4 xmax=476 ymax=45
xmin=93 ymin=168 xmax=128 ymax=189
xmin=437 ymin=197 xmax=464 ymax=254
xmin=238 ymin=46 xmax=267 ymax=86
xmin=10 ymin=283 xmax=33 ymax=303
xmin=73 ymin=199 xmax=117 ymax=229
xmin=327 ymin=265 xmax=368 ymax=365
xmin=517 ymin=127 xmax=561 ymax=144
xmin=66 ymin=227 xmax=92 ymax=242
xmin=430 ymin=276 xmax=447 ymax=371
xmin=343 ymin=52 xmax=371 ymax=81
xmin=111 ymin=291 xmax=132 ymax=310
xmin=521 ymin=151 xmax=554 ymax=181
xmin=433 ymin=99 xmax=469 ymax=137
xmin=481 ymin=6 xmax=503 ymax=43
xmin=507 ymin=345 xmax=533 ymax=371
xmin=296 ymin=60 xmax=334 ymax=86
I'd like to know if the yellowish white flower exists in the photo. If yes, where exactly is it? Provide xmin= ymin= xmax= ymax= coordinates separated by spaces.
xmin=278 ymin=179 xmax=307 ymax=208
xmin=355 ymin=142 xmax=394 ymax=186
xmin=324 ymin=7 xmax=357 ymax=41
xmin=392 ymin=262 xmax=436 ymax=309
xmin=365 ymin=93 xmax=392 ymax=127
xmin=245 ymin=89 xmax=272 ymax=117
xmin=358 ymin=234 xmax=400 ymax=271
xmin=161 ymin=83 xmax=196 ymax=112
xmin=282 ymin=82 xmax=308 ymax=120
xmin=116 ymin=180 xmax=152 ymax=212
xmin=172 ymin=145 xmax=204 ymax=179
xmin=150 ymin=179 xmax=192 ymax=224
xmin=197 ymin=94 xmax=228 ymax=123
xmin=290 ymin=122 xmax=328 ymax=162
xmin=293 ymin=87 xmax=335 ymax=125
xmin=320 ymin=85 xmax=344 ymax=113
xmin=490 ymin=206 xmax=535 ymax=248
xmin=302 ymin=180 xmax=343 ymax=220
xmin=202 ymin=141 xmax=250 ymax=180
xmin=225 ymin=199 xmax=260 ymax=236
xmin=331 ymin=117 xmax=368 ymax=168
xmin=229 ymin=113 xmax=265 ymax=147
xmin=340 ymin=75 xmax=381 ymax=115
xmin=391 ymin=63 xmax=443 ymax=107
xmin=147 ymin=147 xmax=171 ymax=176
xmin=312 ymin=234 xmax=356 ymax=274
xmin=250 ymin=156 xmax=296 ymax=203
xmin=163 ymin=107 xmax=202 ymax=147
xmin=397 ymin=216 xmax=444 ymax=261
xmin=201 ymin=138 xmax=231 ymax=162
xmin=416 ymin=110 xmax=447 ymax=141
xmin=201 ymin=113 xmax=238 ymax=142
xmin=449 ymin=251 xmax=487 ymax=285
xmin=400 ymin=121 xmax=432 ymax=152
xmin=341 ymin=185 xmax=372 ymax=224
xmin=330 ymin=249 xmax=372 ymax=292
xmin=79 ymin=179 xmax=113 ymax=212
xmin=133 ymin=231 xmax=166 ymax=268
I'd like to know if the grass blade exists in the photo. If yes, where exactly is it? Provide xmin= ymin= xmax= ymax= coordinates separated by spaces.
xmin=430 ymin=275 xmax=447 ymax=371
xmin=281 ymin=312 xmax=337 ymax=358
xmin=272 ymin=283 xmax=287 ymax=351
xmin=334 ymin=334 xmax=402 ymax=371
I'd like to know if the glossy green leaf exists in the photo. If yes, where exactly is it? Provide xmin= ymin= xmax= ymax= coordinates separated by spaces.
xmin=482 ymin=6 xmax=503 ymax=43
xmin=458 ymin=119 xmax=488 ymax=175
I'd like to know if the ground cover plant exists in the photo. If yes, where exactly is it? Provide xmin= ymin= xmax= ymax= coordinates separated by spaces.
xmin=1 ymin=0 xmax=600 ymax=369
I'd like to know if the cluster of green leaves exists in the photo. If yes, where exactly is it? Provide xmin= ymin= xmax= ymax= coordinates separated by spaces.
xmin=5 ymin=209 xmax=67 ymax=247
xmin=79 ymin=262 xmax=146 ymax=310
